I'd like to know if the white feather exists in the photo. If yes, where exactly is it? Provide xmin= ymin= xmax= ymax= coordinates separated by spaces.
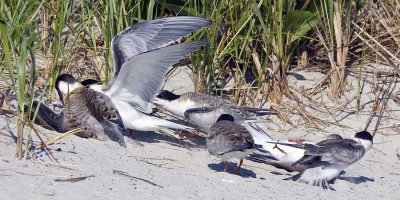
xmin=112 ymin=99 xmax=193 ymax=131
xmin=58 ymin=82 xmax=81 ymax=96
xmin=153 ymin=98 xmax=196 ymax=118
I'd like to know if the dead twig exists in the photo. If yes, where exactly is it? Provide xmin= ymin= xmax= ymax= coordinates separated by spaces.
xmin=363 ymin=77 xmax=397 ymax=136
xmin=113 ymin=170 xmax=163 ymax=188
xmin=363 ymin=79 xmax=400 ymax=105
xmin=25 ymin=119 xmax=59 ymax=163
xmin=372 ymin=79 xmax=397 ymax=136
xmin=54 ymin=175 xmax=95 ymax=182
xmin=35 ymin=128 xmax=84 ymax=150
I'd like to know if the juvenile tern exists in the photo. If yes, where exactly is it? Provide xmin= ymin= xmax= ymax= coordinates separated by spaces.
xmin=207 ymin=114 xmax=261 ymax=173
xmin=53 ymin=74 xmax=126 ymax=146
xmin=256 ymin=130 xmax=373 ymax=190
xmin=153 ymin=90 xmax=273 ymax=133
xmin=246 ymin=122 xmax=344 ymax=172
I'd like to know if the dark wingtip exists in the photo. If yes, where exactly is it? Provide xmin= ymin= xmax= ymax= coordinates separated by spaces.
xmin=202 ymin=18 xmax=213 ymax=26
xmin=118 ymin=139 xmax=127 ymax=148
xmin=290 ymin=172 xmax=303 ymax=181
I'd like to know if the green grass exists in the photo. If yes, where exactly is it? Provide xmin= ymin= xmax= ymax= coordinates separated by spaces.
xmin=0 ymin=0 xmax=398 ymax=158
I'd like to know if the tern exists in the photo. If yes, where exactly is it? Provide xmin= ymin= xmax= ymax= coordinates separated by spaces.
xmin=246 ymin=122 xmax=344 ymax=173
xmin=153 ymin=90 xmax=273 ymax=133
xmin=54 ymin=16 xmax=211 ymax=133
xmin=207 ymin=114 xmax=262 ymax=173
xmin=26 ymin=74 xmax=127 ymax=147
xmin=251 ymin=129 xmax=373 ymax=190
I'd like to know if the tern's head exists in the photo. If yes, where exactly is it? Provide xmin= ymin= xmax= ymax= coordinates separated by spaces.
xmin=153 ymin=90 xmax=181 ymax=105
xmin=216 ymin=114 xmax=234 ymax=122
xmin=55 ymin=74 xmax=82 ymax=104
xmin=354 ymin=131 xmax=373 ymax=151
xmin=81 ymin=79 xmax=101 ymax=86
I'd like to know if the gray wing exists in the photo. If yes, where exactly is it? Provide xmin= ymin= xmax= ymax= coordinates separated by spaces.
xmin=111 ymin=16 xmax=211 ymax=82
xmin=207 ymin=121 xmax=253 ymax=155
xmin=106 ymin=40 xmax=207 ymax=113
xmin=27 ymin=100 xmax=68 ymax=132
xmin=318 ymin=134 xmax=343 ymax=144
xmin=302 ymin=139 xmax=366 ymax=165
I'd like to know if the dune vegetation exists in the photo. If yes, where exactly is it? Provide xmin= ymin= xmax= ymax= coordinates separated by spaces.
xmin=0 ymin=0 xmax=399 ymax=158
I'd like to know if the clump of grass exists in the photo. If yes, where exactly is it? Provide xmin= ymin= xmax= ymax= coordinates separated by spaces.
xmin=312 ymin=0 xmax=362 ymax=101
xmin=0 ymin=0 xmax=44 ymax=159
xmin=1 ymin=0 xmax=399 ymax=158
xmin=183 ymin=0 xmax=321 ymax=105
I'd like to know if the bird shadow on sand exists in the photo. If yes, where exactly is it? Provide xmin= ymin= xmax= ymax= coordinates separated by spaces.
xmin=127 ymin=129 xmax=206 ymax=149
xmin=287 ymin=72 xmax=306 ymax=80
xmin=336 ymin=171 xmax=374 ymax=184
xmin=338 ymin=175 xmax=374 ymax=184
xmin=208 ymin=163 xmax=257 ymax=178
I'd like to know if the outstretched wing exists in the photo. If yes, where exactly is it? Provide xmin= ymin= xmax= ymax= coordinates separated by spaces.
xmin=111 ymin=16 xmax=211 ymax=81
xmin=106 ymin=40 xmax=207 ymax=113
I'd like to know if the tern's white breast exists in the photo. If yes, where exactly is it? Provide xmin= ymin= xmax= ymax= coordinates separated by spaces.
xmin=166 ymin=99 xmax=197 ymax=117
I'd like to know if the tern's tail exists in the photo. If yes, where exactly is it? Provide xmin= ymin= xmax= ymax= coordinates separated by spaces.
xmin=242 ymin=120 xmax=274 ymax=144
xmin=243 ymin=120 xmax=301 ymax=168
xmin=242 ymin=120 xmax=279 ymax=158
xmin=240 ymin=107 xmax=277 ymax=117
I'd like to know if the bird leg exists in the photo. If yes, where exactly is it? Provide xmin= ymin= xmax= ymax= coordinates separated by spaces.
xmin=223 ymin=161 xmax=229 ymax=172
xmin=273 ymin=140 xmax=287 ymax=154
xmin=233 ymin=158 xmax=243 ymax=174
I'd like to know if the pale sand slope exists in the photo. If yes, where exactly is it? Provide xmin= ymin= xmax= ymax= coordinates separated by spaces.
xmin=1 ymin=66 xmax=400 ymax=200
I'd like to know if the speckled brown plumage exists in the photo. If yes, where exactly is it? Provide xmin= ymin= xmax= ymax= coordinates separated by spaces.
xmin=63 ymin=87 xmax=125 ymax=144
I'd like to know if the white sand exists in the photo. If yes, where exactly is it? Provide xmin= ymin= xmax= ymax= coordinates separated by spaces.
xmin=1 ymin=66 xmax=400 ymax=199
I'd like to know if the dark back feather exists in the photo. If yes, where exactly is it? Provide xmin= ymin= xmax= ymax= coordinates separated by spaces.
xmin=207 ymin=120 xmax=255 ymax=155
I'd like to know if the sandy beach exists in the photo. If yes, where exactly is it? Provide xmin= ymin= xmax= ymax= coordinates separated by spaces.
xmin=1 ymin=66 xmax=400 ymax=200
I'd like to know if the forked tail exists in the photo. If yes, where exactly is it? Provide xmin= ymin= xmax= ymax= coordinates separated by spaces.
xmin=242 ymin=120 xmax=274 ymax=144
xmin=241 ymin=107 xmax=277 ymax=117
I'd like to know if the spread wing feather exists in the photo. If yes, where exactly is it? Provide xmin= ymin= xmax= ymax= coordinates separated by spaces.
xmin=111 ymin=16 xmax=211 ymax=82
xmin=107 ymin=40 xmax=207 ymax=113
